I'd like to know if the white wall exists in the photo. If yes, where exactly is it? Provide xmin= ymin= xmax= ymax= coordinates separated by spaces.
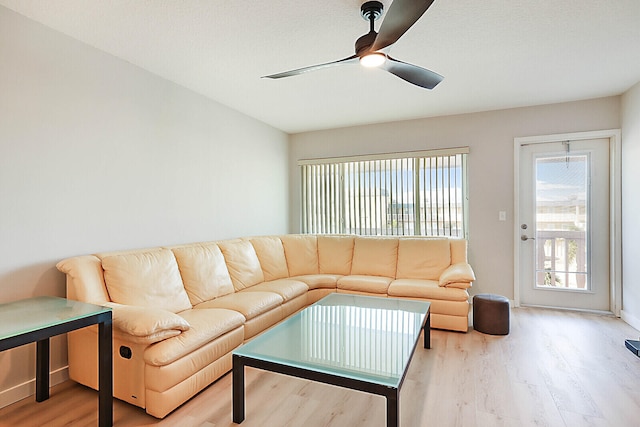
xmin=290 ymin=97 xmax=621 ymax=302
xmin=621 ymin=81 xmax=640 ymax=330
xmin=0 ymin=6 xmax=288 ymax=405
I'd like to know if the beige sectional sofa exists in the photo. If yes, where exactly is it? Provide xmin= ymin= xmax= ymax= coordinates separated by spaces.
xmin=56 ymin=234 xmax=475 ymax=418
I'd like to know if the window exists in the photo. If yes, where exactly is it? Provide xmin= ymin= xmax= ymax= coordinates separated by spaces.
xmin=300 ymin=148 xmax=469 ymax=237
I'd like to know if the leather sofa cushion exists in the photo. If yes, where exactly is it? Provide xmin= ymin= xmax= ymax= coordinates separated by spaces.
xmin=171 ymin=243 xmax=234 ymax=305
xmin=388 ymin=279 xmax=469 ymax=301
xmin=241 ymin=278 xmax=308 ymax=301
xmin=293 ymin=274 xmax=342 ymax=289
xmin=145 ymin=327 xmax=244 ymax=393
xmin=396 ymin=239 xmax=451 ymax=280
xmin=351 ymin=237 xmax=399 ymax=278
xmin=337 ymin=275 xmax=393 ymax=294
xmin=318 ymin=235 xmax=354 ymax=275
xmin=100 ymin=248 xmax=192 ymax=313
xmin=144 ymin=308 xmax=244 ymax=366
xmin=112 ymin=327 xmax=182 ymax=345
xmin=218 ymin=240 xmax=265 ymax=290
xmin=195 ymin=291 xmax=283 ymax=320
xmin=249 ymin=236 xmax=289 ymax=281
xmin=281 ymin=235 xmax=319 ymax=276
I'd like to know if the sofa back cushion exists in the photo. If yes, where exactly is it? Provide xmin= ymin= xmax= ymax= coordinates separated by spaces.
xmin=280 ymin=235 xmax=319 ymax=276
xmin=218 ymin=240 xmax=265 ymax=290
xmin=351 ymin=237 xmax=399 ymax=278
xmin=249 ymin=236 xmax=289 ymax=281
xmin=396 ymin=238 xmax=452 ymax=280
xmin=100 ymin=248 xmax=192 ymax=313
xmin=318 ymin=235 xmax=354 ymax=275
xmin=171 ymin=243 xmax=235 ymax=305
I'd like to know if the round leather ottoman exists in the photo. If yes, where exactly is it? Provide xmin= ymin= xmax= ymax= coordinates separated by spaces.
xmin=473 ymin=294 xmax=510 ymax=335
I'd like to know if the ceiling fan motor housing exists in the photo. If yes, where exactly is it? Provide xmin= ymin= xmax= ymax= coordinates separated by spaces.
xmin=355 ymin=32 xmax=378 ymax=56
xmin=357 ymin=1 xmax=384 ymax=56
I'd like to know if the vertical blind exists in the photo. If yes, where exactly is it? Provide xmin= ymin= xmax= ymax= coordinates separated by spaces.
xmin=300 ymin=148 xmax=469 ymax=237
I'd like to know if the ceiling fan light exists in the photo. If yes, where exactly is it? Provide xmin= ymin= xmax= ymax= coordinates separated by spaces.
xmin=360 ymin=53 xmax=386 ymax=68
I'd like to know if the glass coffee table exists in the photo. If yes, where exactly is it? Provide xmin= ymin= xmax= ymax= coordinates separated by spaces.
xmin=232 ymin=293 xmax=430 ymax=427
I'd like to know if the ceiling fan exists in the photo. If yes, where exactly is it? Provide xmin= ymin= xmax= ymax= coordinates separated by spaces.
xmin=263 ymin=0 xmax=443 ymax=90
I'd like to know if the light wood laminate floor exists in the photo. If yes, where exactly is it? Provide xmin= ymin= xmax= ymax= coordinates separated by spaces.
xmin=1 ymin=307 xmax=639 ymax=427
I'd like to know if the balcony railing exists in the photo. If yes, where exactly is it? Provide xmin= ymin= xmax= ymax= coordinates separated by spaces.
xmin=535 ymin=230 xmax=587 ymax=290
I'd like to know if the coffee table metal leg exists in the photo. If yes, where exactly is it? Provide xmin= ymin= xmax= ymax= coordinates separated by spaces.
xmin=35 ymin=338 xmax=50 ymax=402
xmin=424 ymin=312 xmax=431 ymax=349
xmin=98 ymin=319 xmax=113 ymax=427
xmin=386 ymin=389 xmax=399 ymax=427
xmin=233 ymin=355 xmax=245 ymax=423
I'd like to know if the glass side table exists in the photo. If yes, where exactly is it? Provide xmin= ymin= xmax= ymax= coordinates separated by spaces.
xmin=0 ymin=296 xmax=112 ymax=426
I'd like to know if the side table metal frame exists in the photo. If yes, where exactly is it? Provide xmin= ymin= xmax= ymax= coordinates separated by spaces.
xmin=0 ymin=302 xmax=112 ymax=427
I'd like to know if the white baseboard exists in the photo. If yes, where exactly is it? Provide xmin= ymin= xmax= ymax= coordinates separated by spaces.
xmin=621 ymin=310 xmax=640 ymax=334
xmin=0 ymin=366 xmax=69 ymax=410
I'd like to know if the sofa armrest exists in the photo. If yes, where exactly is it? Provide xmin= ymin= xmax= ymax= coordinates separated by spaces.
xmin=439 ymin=263 xmax=476 ymax=289
xmin=102 ymin=302 xmax=190 ymax=344
xmin=56 ymin=255 xmax=111 ymax=304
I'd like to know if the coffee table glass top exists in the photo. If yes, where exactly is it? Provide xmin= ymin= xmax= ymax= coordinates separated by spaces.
xmin=233 ymin=293 xmax=430 ymax=388
xmin=0 ymin=296 xmax=111 ymax=340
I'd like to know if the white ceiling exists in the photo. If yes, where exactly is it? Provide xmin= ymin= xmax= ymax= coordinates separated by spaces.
xmin=2 ymin=0 xmax=640 ymax=134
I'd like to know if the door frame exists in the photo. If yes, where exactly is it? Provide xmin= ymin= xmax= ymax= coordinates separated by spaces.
xmin=513 ymin=129 xmax=622 ymax=315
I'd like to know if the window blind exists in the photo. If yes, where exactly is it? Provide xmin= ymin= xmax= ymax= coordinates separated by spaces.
xmin=300 ymin=148 xmax=469 ymax=237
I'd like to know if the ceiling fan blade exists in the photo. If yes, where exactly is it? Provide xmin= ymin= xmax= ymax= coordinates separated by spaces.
xmin=382 ymin=56 xmax=443 ymax=89
xmin=370 ymin=0 xmax=435 ymax=52
xmin=263 ymin=55 xmax=359 ymax=79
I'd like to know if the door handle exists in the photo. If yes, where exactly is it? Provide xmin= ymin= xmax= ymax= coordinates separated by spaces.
xmin=521 ymin=235 xmax=535 ymax=241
